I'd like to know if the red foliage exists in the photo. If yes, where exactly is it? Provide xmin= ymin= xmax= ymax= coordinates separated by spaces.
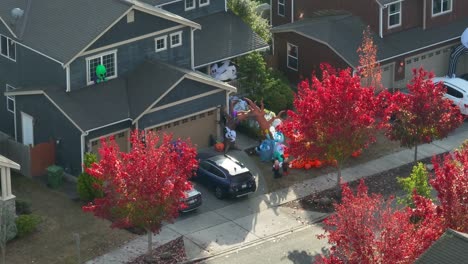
xmin=430 ymin=141 xmax=468 ymax=232
xmin=82 ymin=130 xmax=198 ymax=234
xmin=281 ymin=65 xmax=380 ymax=185
xmin=382 ymin=68 xmax=463 ymax=151
xmin=317 ymin=180 xmax=444 ymax=264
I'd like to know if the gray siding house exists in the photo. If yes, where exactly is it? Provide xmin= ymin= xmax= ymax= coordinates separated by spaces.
xmin=0 ymin=0 xmax=268 ymax=175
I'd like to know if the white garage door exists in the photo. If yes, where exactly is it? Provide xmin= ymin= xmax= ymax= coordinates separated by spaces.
xmin=146 ymin=108 xmax=220 ymax=149
xmin=90 ymin=129 xmax=130 ymax=157
xmin=404 ymin=44 xmax=455 ymax=81
xmin=380 ymin=63 xmax=394 ymax=90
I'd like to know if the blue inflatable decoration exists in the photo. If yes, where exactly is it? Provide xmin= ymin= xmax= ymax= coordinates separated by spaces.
xmin=257 ymin=139 xmax=275 ymax=162
xmin=273 ymin=132 xmax=284 ymax=143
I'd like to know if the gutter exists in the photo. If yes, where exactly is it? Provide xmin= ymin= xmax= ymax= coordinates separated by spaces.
xmin=291 ymin=0 xmax=294 ymax=23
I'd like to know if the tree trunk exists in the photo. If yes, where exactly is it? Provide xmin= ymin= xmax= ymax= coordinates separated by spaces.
xmin=414 ymin=144 xmax=418 ymax=164
xmin=147 ymin=229 xmax=152 ymax=253
xmin=336 ymin=162 xmax=341 ymax=190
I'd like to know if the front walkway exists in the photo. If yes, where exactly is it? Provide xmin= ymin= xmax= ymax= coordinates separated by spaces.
xmin=86 ymin=125 xmax=467 ymax=264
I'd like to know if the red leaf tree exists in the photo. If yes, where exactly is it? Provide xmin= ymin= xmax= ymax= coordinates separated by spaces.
xmin=430 ymin=140 xmax=468 ymax=232
xmin=383 ymin=68 xmax=463 ymax=163
xmin=317 ymin=180 xmax=444 ymax=264
xmin=357 ymin=26 xmax=382 ymax=92
xmin=281 ymin=65 xmax=380 ymax=190
xmin=82 ymin=130 xmax=198 ymax=252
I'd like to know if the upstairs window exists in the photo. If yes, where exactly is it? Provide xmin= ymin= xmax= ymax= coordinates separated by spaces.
xmin=185 ymin=0 xmax=195 ymax=11
xmin=86 ymin=50 xmax=117 ymax=85
xmin=199 ymin=0 xmax=210 ymax=7
xmin=287 ymin=43 xmax=298 ymax=71
xmin=0 ymin=35 xmax=16 ymax=61
xmin=278 ymin=0 xmax=285 ymax=16
xmin=6 ymin=84 xmax=15 ymax=113
xmin=388 ymin=2 xmax=401 ymax=28
xmin=155 ymin=35 xmax=167 ymax=52
xmin=170 ymin=31 xmax=182 ymax=48
xmin=432 ymin=0 xmax=452 ymax=16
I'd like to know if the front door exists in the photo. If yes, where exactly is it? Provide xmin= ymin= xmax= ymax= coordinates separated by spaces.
xmin=21 ymin=112 xmax=34 ymax=146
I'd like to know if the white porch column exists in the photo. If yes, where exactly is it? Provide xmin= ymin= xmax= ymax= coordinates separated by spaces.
xmin=6 ymin=167 xmax=12 ymax=198
xmin=1 ymin=167 xmax=7 ymax=200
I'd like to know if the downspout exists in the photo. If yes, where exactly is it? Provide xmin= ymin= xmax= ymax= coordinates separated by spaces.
xmin=66 ymin=65 xmax=71 ymax=92
xmin=270 ymin=0 xmax=272 ymax=25
xmin=14 ymin=105 xmax=17 ymax=141
xmin=291 ymin=0 xmax=294 ymax=23
xmin=379 ymin=6 xmax=383 ymax=38
xmin=423 ymin=0 xmax=426 ymax=30
xmin=80 ymin=133 xmax=86 ymax=172
xmin=191 ymin=28 xmax=195 ymax=70
xmin=225 ymin=0 xmax=227 ymax=12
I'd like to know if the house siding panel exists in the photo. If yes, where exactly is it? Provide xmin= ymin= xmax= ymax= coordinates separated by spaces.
xmin=0 ymin=25 xmax=65 ymax=137
xmin=15 ymin=95 xmax=82 ymax=175
xmin=272 ymin=0 xmax=292 ymax=26
xmin=425 ymin=0 xmax=468 ymax=29
xmin=153 ymin=79 xmax=221 ymax=108
xmin=383 ymin=0 xmax=422 ymax=36
xmin=274 ymin=32 xmax=350 ymax=84
xmin=70 ymin=28 xmax=191 ymax=90
xmin=87 ymin=10 xmax=180 ymax=50
xmin=162 ymin=0 xmax=225 ymax=20
xmin=139 ymin=91 xmax=225 ymax=128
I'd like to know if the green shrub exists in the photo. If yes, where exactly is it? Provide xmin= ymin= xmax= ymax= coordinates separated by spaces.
xmin=15 ymin=214 xmax=41 ymax=238
xmin=228 ymin=0 xmax=271 ymax=42
xmin=238 ymin=52 xmax=294 ymax=113
xmin=77 ymin=153 xmax=103 ymax=202
xmin=397 ymin=162 xmax=433 ymax=207
xmin=15 ymin=199 xmax=32 ymax=215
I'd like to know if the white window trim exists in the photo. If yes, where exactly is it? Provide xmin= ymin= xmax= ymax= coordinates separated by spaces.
xmin=287 ymin=43 xmax=298 ymax=71
xmin=431 ymin=0 xmax=452 ymax=17
xmin=85 ymin=49 xmax=118 ymax=85
xmin=0 ymin=35 xmax=16 ymax=62
xmin=155 ymin=35 xmax=168 ymax=52
xmin=170 ymin=31 xmax=183 ymax=48
xmin=199 ymin=0 xmax=210 ymax=7
xmin=185 ymin=0 xmax=196 ymax=11
xmin=278 ymin=0 xmax=285 ymax=17
xmin=387 ymin=2 xmax=402 ymax=29
xmin=6 ymin=84 xmax=15 ymax=114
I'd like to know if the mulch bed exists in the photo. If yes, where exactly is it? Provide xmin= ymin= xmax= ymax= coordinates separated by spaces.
xmin=283 ymin=156 xmax=436 ymax=213
xmin=128 ymin=236 xmax=186 ymax=264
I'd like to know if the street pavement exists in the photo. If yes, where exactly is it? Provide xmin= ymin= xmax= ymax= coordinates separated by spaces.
xmin=202 ymin=225 xmax=329 ymax=264
xmin=86 ymin=122 xmax=467 ymax=264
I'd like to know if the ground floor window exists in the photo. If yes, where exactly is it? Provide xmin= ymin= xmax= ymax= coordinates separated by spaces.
xmin=287 ymin=43 xmax=298 ymax=71
xmin=6 ymin=84 xmax=15 ymax=113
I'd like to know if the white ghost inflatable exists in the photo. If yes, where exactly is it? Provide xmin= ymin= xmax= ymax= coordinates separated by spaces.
xmin=462 ymin=28 xmax=468 ymax=49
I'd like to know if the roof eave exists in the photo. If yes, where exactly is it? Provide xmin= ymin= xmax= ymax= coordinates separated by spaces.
xmin=128 ymin=0 xmax=201 ymax=29
xmin=0 ymin=16 xmax=18 ymax=39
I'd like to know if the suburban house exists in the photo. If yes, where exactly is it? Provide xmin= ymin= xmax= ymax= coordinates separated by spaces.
xmin=0 ymin=0 xmax=268 ymax=175
xmin=269 ymin=0 xmax=468 ymax=88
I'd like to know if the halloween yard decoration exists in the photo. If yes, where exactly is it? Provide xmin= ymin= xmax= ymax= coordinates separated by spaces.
xmin=222 ymin=98 xmax=251 ymax=153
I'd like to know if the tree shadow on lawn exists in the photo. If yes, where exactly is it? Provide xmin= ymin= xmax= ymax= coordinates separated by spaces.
xmin=8 ymin=172 xmax=137 ymax=264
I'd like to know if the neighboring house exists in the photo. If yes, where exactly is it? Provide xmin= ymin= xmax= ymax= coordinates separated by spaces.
xmin=0 ymin=0 xmax=268 ymax=175
xmin=415 ymin=229 xmax=468 ymax=263
xmin=270 ymin=0 xmax=468 ymax=88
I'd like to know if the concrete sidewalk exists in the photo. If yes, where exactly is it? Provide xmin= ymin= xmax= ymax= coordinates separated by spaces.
xmin=86 ymin=126 xmax=467 ymax=264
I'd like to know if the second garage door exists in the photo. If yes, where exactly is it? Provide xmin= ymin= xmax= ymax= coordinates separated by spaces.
xmin=147 ymin=108 xmax=220 ymax=149
xmin=90 ymin=129 xmax=130 ymax=157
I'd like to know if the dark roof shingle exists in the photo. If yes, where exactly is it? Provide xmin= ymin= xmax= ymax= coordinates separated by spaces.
xmin=415 ymin=229 xmax=468 ymax=264
xmin=193 ymin=11 xmax=269 ymax=68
